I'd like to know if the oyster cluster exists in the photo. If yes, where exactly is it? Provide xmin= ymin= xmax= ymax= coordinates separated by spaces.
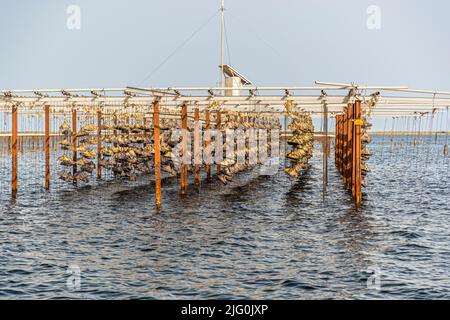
xmin=361 ymin=110 xmax=373 ymax=188
xmin=57 ymin=110 xmax=282 ymax=186
xmin=100 ymin=120 xmax=155 ymax=180
xmin=58 ymin=122 xmax=97 ymax=183
xmin=284 ymin=103 xmax=314 ymax=177
xmin=215 ymin=111 xmax=281 ymax=185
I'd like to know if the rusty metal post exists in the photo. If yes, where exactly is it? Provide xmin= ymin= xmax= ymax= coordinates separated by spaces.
xmin=346 ymin=104 xmax=353 ymax=189
xmin=339 ymin=115 xmax=344 ymax=174
xmin=11 ymin=105 xmax=18 ymax=198
xmin=335 ymin=116 xmax=339 ymax=167
xmin=194 ymin=108 xmax=200 ymax=189
xmin=354 ymin=101 xmax=362 ymax=206
xmin=216 ymin=110 xmax=221 ymax=175
xmin=45 ymin=105 xmax=50 ymax=190
xmin=181 ymin=104 xmax=188 ymax=195
xmin=153 ymin=100 xmax=162 ymax=210
xmin=337 ymin=115 xmax=342 ymax=172
xmin=72 ymin=108 xmax=77 ymax=178
xmin=323 ymin=101 xmax=329 ymax=191
xmin=352 ymin=103 xmax=356 ymax=197
xmin=97 ymin=110 xmax=102 ymax=179
xmin=205 ymin=109 xmax=211 ymax=178
xmin=342 ymin=108 xmax=348 ymax=186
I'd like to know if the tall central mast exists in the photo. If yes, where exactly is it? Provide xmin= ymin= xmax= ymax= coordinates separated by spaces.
xmin=220 ymin=0 xmax=225 ymax=93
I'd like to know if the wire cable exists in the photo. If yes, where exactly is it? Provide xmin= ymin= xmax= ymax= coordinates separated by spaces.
xmin=137 ymin=9 xmax=220 ymax=86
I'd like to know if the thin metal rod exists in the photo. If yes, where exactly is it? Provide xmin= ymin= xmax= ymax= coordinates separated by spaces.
xmin=220 ymin=0 xmax=225 ymax=91
xmin=45 ymin=105 xmax=50 ymax=190
xmin=323 ymin=101 xmax=328 ymax=194
xmin=11 ymin=105 xmax=18 ymax=198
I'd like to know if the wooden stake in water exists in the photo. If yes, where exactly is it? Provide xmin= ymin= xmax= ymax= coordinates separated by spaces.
xmin=153 ymin=100 xmax=162 ymax=210
xmin=45 ymin=105 xmax=50 ymax=190
xmin=181 ymin=104 xmax=188 ymax=195
xmin=11 ymin=105 xmax=18 ymax=198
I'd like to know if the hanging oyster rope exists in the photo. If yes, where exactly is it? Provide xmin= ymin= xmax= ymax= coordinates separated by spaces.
xmin=284 ymin=101 xmax=314 ymax=177
xmin=57 ymin=109 xmax=281 ymax=185
xmin=360 ymin=94 xmax=378 ymax=188
xmin=58 ymin=120 xmax=97 ymax=183
xmin=216 ymin=111 xmax=281 ymax=185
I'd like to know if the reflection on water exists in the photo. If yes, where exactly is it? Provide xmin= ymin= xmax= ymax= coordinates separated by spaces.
xmin=0 ymin=135 xmax=449 ymax=299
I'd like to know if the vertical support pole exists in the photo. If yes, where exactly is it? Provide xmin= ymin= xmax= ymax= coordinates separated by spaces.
xmin=354 ymin=101 xmax=362 ymax=206
xmin=337 ymin=115 xmax=341 ymax=172
xmin=181 ymin=104 xmax=188 ymax=195
xmin=216 ymin=110 xmax=222 ymax=175
xmin=342 ymin=107 xmax=348 ymax=187
xmin=346 ymin=105 xmax=353 ymax=189
xmin=72 ymin=108 xmax=77 ymax=178
xmin=348 ymin=104 xmax=354 ymax=192
xmin=153 ymin=99 xmax=162 ymax=210
xmin=335 ymin=115 xmax=339 ymax=167
xmin=45 ymin=105 xmax=50 ymax=190
xmin=11 ymin=105 xmax=18 ymax=198
xmin=339 ymin=115 xmax=343 ymax=174
xmin=97 ymin=110 xmax=102 ymax=179
xmin=323 ymin=102 xmax=328 ymax=192
xmin=205 ymin=109 xmax=211 ymax=178
xmin=194 ymin=108 xmax=200 ymax=189
xmin=352 ymin=103 xmax=356 ymax=197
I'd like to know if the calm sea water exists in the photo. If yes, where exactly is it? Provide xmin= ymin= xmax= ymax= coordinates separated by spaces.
xmin=0 ymin=134 xmax=449 ymax=299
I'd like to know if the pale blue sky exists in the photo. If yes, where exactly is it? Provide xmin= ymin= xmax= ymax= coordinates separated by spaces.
xmin=1 ymin=0 xmax=450 ymax=130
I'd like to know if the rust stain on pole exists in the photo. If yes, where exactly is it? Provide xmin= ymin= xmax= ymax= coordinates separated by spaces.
xmin=194 ymin=108 xmax=200 ymax=190
xmin=181 ymin=104 xmax=188 ymax=195
xmin=45 ymin=105 xmax=50 ymax=190
xmin=205 ymin=109 xmax=211 ymax=178
xmin=97 ymin=110 xmax=102 ymax=179
xmin=11 ymin=105 xmax=18 ymax=198
xmin=153 ymin=100 xmax=162 ymax=210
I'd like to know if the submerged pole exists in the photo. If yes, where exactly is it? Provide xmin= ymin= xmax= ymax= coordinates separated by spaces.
xmin=153 ymin=99 xmax=162 ymax=210
xmin=194 ymin=108 xmax=200 ymax=189
xmin=11 ymin=105 xmax=18 ymax=198
xmin=45 ymin=105 xmax=50 ymax=190
xmin=181 ymin=104 xmax=188 ymax=195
